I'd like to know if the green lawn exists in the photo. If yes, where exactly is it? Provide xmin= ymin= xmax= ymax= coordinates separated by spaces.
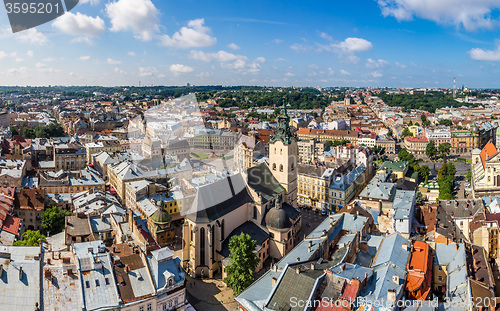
xmin=190 ymin=152 xmax=209 ymax=159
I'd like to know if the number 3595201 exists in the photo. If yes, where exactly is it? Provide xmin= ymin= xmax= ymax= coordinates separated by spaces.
xmin=5 ymin=2 xmax=60 ymax=14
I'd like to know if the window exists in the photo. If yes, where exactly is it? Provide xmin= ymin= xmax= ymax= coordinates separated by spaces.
xmin=272 ymin=163 xmax=276 ymax=170
xmin=200 ymin=227 xmax=206 ymax=266
xmin=221 ymin=220 xmax=225 ymax=240
xmin=105 ymin=278 xmax=109 ymax=285
xmin=139 ymin=307 xmax=144 ymax=311
xmin=438 ymin=276 xmax=442 ymax=282
xmin=253 ymin=206 xmax=257 ymax=219
xmin=147 ymin=304 xmax=152 ymax=311
xmin=280 ymin=164 xmax=283 ymax=172
xmin=85 ymin=281 xmax=90 ymax=288
xmin=175 ymin=298 xmax=178 ymax=305
xmin=95 ymin=279 xmax=100 ymax=287
xmin=163 ymin=303 xmax=167 ymax=311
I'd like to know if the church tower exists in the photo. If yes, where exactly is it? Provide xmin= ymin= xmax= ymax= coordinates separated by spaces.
xmin=269 ymin=103 xmax=298 ymax=207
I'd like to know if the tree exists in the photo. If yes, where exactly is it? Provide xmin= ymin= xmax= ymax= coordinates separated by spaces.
xmin=421 ymin=114 xmax=427 ymax=123
xmin=416 ymin=191 xmax=424 ymax=204
xmin=10 ymin=126 xmax=19 ymax=136
xmin=418 ymin=165 xmax=430 ymax=184
xmin=438 ymin=143 xmax=451 ymax=158
xmin=23 ymin=127 xmax=35 ymax=139
xmin=372 ymin=146 xmax=386 ymax=161
xmin=13 ymin=230 xmax=46 ymax=246
xmin=401 ymin=128 xmax=413 ymax=138
xmin=439 ymin=119 xmax=453 ymax=126
xmin=425 ymin=141 xmax=437 ymax=159
xmin=408 ymin=120 xmax=413 ymax=126
xmin=41 ymin=205 xmax=71 ymax=235
xmin=466 ymin=170 xmax=472 ymax=183
xmin=224 ymin=232 xmax=260 ymax=295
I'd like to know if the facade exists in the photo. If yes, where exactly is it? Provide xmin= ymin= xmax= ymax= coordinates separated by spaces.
xmin=13 ymin=188 xmax=45 ymax=231
xmin=404 ymin=136 xmax=429 ymax=155
xmin=234 ymin=134 xmax=265 ymax=172
xmin=296 ymin=128 xmax=359 ymax=145
xmin=329 ymin=164 xmax=368 ymax=212
xmin=451 ymin=128 xmax=479 ymax=155
xmin=472 ymin=141 xmax=500 ymax=196
xmin=297 ymin=139 xmax=327 ymax=164
xmin=54 ymin=141 xmax=87 ymax=171
xmin=297 ymin=164 xmax=334 ymax=209
xmin=375 ymin=136 xmax=396 ymax=153
xmin=425 ymin=128 xmax=451 ymax=148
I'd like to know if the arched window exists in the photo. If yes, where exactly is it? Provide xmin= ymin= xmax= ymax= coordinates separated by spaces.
xmin=272 ymin=163 xmax=276 ymax=170
xmin=253 ymin=205 xmax=257 ymax=219
xmin=168 ymin=278 xmax=173 ymax=286
xmin=200 ymin=227 xmax=205 ymax=266
xmin=221 ymin=220 xmax=225 ymax=240
xmin=280 ymin=164 xmax=283 ymax=172
xmin=291 ymin=163 xmax=294 ymax=171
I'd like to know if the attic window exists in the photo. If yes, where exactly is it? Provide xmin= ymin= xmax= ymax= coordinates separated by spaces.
xmin=105 ymin=278 xmax=109 ymax=285
xmin=85 ymin=281 xmax=90 ymax=288
xmin=96 ymin=279 xmax=100 ymax=287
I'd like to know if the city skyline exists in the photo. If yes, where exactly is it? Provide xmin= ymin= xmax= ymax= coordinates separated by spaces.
xmin=1 ymin=0 xmax=500 ymax=88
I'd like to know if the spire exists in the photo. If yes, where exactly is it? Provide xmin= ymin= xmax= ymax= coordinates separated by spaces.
xmin=270 ymin=99 xmax=296 ymax=145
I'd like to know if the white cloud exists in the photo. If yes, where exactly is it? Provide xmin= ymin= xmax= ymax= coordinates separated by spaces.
xmin=395 ymin=61 xmax=407 ymax=68
xmin=319 ymin=32 xmax=333 ymax=41
xmin=139 ymin=66 xmax=157 ymax=77
xmin=52 ymin=12 xmax=105 ymax=39
xmin=285 ymin=72 xmax=296 ymax=77
xmin=377 ymin=0 xmax=500 ymax=31
xmin=107 ymin=58 xmax=122 ymax=65
xmin=189 ymin=50 xmax=263 ymax=74
xmin=26 ymin=50 xmax=34 ymax=57
xmin=114 ymin=67 xmax=127 ymax=74
xmin=366 ymin=58 xmax=389 ymax=68
xmin=35 ymin=63 xmax=60 ymax=73
xmin=273 ymin=39 xmax=284 ymax=44
xmin=228 ymin=43 xmax=240 ymax=50
xmin=0 ymin=51 xmax=7 ymax=59
xmin=469 ymin=43 xmax=500 ymax=61
xmin=15 ymin=57 xmax=23 ymax=63
xmin=366 ymin=71 xmax=384 ymax=78
xmin=339 ymin=69 xmax=351 ymax=76
xmin=80 ymin=0 xmax=100 ymax=4
xmin=161 ymin=19 xmax=216 ymax=48
xmin=79 ymin=55 xmax=91 ymax=61
xmin=6 ymin=67 xmax=28 ymax=75
xmin=106 ymin=0 xmax=160 ymax=41
xmin=290 ymin=43 xmax=311 ymax=52
xmin=309 ymin=64 xmax=319 ymax=69
xmin=169 ymin=64 xmax=195 ymax=74
xmin=128 ymin=51 xmax=136 ymax=56
xmin=15 ymin=28 xmax=48 ymax=45
xmin=334 ymin=37 xmax=373 ymax=53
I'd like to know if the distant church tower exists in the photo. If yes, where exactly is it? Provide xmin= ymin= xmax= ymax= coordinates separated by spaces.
xmin=269 ymin=104 xmax=298 ymax=207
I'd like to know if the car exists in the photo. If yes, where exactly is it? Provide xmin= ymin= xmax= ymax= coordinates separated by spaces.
xmin=321 ymin=209 xmax=327 ymax=216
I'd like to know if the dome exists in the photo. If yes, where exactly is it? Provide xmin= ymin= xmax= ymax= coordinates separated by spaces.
xmin=265 ymin=207 xmax=291 ymax=230
xmin=150 ymin=207 xmax=171 ymax=225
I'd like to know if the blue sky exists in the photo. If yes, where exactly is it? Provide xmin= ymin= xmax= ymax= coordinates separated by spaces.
xmin=1 ymin=0 xmax=500 ymax=87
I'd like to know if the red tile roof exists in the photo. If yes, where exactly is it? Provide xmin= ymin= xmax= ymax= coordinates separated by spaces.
xmin=480 ymin=140 xmax=497 ymax=168
xmin=1 ymin=214 xmax=21 ymax=236
xmin=404 ymin=136 xmax=429 ymax=143
xmin=405 ymin=240 xmax=432 ymax=300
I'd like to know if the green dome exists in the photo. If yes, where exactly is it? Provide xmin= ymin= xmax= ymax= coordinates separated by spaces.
xmin=150 ymin=207 xmax=171 ymax=224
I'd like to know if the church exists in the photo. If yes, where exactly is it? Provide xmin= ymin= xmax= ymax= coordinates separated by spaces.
xmin=181 ymin=105 xmax=302 ymax=278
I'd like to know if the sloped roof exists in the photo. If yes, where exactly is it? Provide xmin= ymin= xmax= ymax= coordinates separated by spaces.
xmin=247 ymin=163 xmax=285 ymax=203
xmin=480 ymin=140 xmax=497 ymax=168
xmin=219 ymin=221 xmax=269 ymax=258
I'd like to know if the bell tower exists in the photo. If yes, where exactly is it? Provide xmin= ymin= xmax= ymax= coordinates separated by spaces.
xmin=269 ymin=103 xmax=298 ymax=207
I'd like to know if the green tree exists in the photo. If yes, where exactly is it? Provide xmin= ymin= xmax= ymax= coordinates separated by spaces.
xmin=224 ymin=232 xmax=260 ymax=295
xmin=401 ymin=128 xmax=413 ymax=138
xmin=438 ymin=143 xmax=451 ymax=158
xmin=466 ymin=170 xmax=472 ymax=183
xmin=41 ymin=205 xmax=71 ymax=235
xmin=408 ymin=120 xmax=413 ymax=126
xmin=372 ymin=146 xmax=386 ymax=161
xmin=418 ymin=165 xmax=430 ymax=184
xmin=421 ymin=114 xmax=427 ymax=123
xmin=439 ymin=119 xmax=453 ymax=126
xmin=425 ymin=141 xmax=437 ymax=159
xmin=23 ymin=127 xmax=35 ymax=139
xmin=13 ymin=230 xmax=46 ymax=246
xmin=416 ymin=191 xmax=424 ymax=204
xmin=10 ymin=126 xmax=19 ymax=136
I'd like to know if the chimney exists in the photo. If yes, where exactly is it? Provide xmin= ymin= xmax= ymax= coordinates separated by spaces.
xmin=19 ymin=266 xmax=23 ymax=280
xmin=387 ymin=289 xmax=397 ymax=302
xmin=272 ymin=277 xmax=277 ymax=287
xmin=296 ymin=257 xmax=300 ymax=262
xmin=295 ymin=267 xmax=300 ymax=274
xmin=340 ymin=263 xmax=346 ymax=271
xmin=310 ymin=262 xmax=315 ymax=270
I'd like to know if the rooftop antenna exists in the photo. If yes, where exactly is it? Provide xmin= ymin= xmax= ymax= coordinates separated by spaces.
xmin=453 ymin=77 xmax=456 ymax=99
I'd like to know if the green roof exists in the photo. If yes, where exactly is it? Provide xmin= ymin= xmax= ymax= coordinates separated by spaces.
xmin=379 ymin=161 xmax=408 ymax=172
xmin=247 ymin=163 xmax=285 ymax=203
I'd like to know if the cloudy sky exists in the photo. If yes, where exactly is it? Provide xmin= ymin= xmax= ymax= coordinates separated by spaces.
xmin=1 ymin=0 xmax=500 ymax=87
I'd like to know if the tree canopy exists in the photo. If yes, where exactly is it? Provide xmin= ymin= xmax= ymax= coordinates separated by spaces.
xmin=425 ymin=141 xmax=437 ymax=159
xmin=223 ymin=232 xmax=260 ymax=295
xmin=438 ymin=162 xmax=456 ymax=200
xmin=13 ymin=230 xmax=46 ymax=246
xmin=41 ymin=205 xmax=72 ymax=235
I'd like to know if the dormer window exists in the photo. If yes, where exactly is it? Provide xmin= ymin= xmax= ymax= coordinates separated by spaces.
xmin=168 ymin=278 xmax=173 ymax=286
